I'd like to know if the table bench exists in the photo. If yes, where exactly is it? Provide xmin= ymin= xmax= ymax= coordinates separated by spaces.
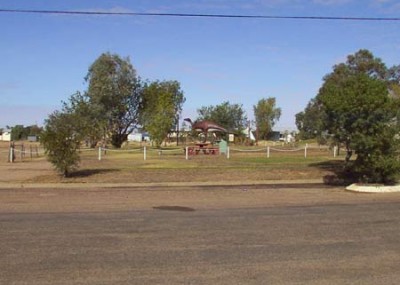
xmin=186 ymin=146 xmax=219 ymax=155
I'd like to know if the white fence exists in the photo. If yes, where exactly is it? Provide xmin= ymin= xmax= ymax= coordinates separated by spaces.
xmin=228 ymin=144 xmax=339 ymax=159
xmin=1 ymin=143 xmax=340 ymax=163
xmin=97 ymin=146 xmax=185 ymax=161
xmin=96 ymin=144 xmax=339 ymax=161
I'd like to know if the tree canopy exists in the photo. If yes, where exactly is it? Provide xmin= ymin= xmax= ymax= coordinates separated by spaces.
xmin=62 ymin=92 xmax=105 ymax=148
xmin=10 ymin=124 xmax=42 ymax=141
xmin=301 ymin=49 xmax=400 ymax=184
xmin=253 ymin=97 xmax=281 ymax=140
xmin=140 ymin=80 xmax=185 ymax=147
xmin=295 ymin=98 xmax=326 ymax=142
xmin=297 ymin=49 xmax=400 ymax=142
xmin=85 ymin=52 xmax=142 ymax=148
xmin=42 ymin=51 xmax=186 ymax=176
xmin=41 ymin=107 xmax=83 ymax=177
xmin=197 ymin=101 xmax=247 ymax=132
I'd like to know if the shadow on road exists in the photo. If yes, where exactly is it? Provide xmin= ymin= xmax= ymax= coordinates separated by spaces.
xmin=153 ymin=206 xmax=196 ymax=212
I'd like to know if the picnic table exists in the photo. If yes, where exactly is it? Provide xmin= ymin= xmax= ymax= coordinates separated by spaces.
xmin=186 ymin=143 xmax=219 ymax=155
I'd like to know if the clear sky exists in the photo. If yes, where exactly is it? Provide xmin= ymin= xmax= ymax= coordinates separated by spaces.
xmin=1 ymin=0 xmax=400 ymax=131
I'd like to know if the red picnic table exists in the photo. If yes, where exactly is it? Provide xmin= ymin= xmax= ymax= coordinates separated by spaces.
xmin=187 ymin=143 xmax=219 ymax=155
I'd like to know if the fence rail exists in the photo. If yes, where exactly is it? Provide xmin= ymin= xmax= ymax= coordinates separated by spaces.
xmin=95 ymin=144 xmax=339 ymax=161
xmin=1 ymin=143 xmax=341 ymax=163
xmin=229 ymin=144 xmax=338 ymax=159
xmin=98 ymin=146 xmax=186 ymax=161
xmin=2 ymin=144 xmax=45 ymax=163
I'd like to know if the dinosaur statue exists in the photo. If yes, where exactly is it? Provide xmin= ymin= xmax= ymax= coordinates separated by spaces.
xmin=184 ymin=118 xmax=227 ymax=142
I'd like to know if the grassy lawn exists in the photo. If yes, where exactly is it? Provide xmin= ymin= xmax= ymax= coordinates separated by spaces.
xmin=0 ymin=141 xmax=345 ymax=183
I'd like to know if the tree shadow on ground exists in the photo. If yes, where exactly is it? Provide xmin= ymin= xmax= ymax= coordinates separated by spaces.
xmin=68 ymin=169 xmax=117 ymax=178
xmin=310 ymin=160 xmax=357 ymax=186
xmin=153 ymin=206 xmax=195 ymax=212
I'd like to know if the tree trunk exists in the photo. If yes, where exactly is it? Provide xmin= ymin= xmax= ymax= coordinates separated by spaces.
xmin=345 ymin=141 xmax=352 ymax=164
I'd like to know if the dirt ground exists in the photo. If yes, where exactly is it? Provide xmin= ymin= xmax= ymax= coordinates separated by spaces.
xmin=2 ymin=183 xmax=400 ymax=214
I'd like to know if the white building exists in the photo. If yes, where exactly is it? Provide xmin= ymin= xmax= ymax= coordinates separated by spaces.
xmin=0 ymin=131 xmax=11 ymax=141
xmin=127 ymin=132 xmax=150 ymax=142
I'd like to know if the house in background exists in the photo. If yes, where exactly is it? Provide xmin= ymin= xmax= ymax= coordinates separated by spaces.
xmin=282 ymin=133 xmax=295 ymax=143
xmin=0 ymin=130 xmax=11 ymax=141
xmin=127 ymin=132 xmax=150 ymax=142
xmin=268 ymin=131 xmax=296 ymax=143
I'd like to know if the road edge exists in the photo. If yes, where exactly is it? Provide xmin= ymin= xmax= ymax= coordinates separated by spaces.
xmin=0 ymin=179 xmax=324 ymax=189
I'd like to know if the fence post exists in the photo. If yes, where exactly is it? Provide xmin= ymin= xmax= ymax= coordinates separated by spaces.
xmin=227 ymin=147 xmax=230 ymax=159
xmin=9 ymin=146 xmax=14 ymax=163
xmin=21 ymin=144 xmax=24 ymax=160
xmin=267 ymin=146 xmax=270 ymax=158
xmin=304 ymin=144 xmax=308 ymax=158
xmin=333 ymin=146 xmax=337 ymax=158
xmin=185 ymin=146 xmax=189 ymax=160
xmin=98 ymin=147 xmax=102 ymax=161
xmin=144 ymin=146 xmax=147 ymax=161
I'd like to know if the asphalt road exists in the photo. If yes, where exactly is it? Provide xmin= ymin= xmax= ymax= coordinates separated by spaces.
xmin=1 ymin=186 xmax=400 ymax=284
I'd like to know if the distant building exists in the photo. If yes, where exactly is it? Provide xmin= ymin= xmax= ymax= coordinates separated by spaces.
xmin=0 ymin=130 xmax=11 ymax=141
xmin=268 ymin=131 xmax=295 ymax=143
xmin=127 ymin=132 xmax=150 ymax=142
xmin=27 ymin=135 xmax=38 ymax=142
xmin=283 ymin=133 xmax=295 ymax=143
xmin=268 ymin=131 xmax=281 ymax=141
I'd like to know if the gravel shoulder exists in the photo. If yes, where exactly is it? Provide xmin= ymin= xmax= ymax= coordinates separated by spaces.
xmin=2 ymin=183 xmax=400 ymax=214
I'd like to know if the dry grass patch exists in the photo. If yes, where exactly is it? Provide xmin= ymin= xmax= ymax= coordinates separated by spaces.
xmin=0 ymin=142 xmax=342 ymax=184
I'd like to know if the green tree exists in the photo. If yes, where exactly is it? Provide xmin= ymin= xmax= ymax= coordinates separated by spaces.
xmin=344 ymin=49 xmax=387 ymax=79
xmin=11 ymin=125 xmax=27 ymax=141
xmin=26 ymin=125 xmax=43 ymax=137
xmin=197 ymin=101 xmax=247 ymax=132
xmin=63 ymin=92 xmax=105 ymax=148
xmin=317 ymin=50 xmax=400 ymax=184
xmin=41 ymin=110 xmax=83 ymax=177
xmin=295 ymin=98 xmax=327 ymax=142
xmin=10 ymin=125 xmax=43 ymax=141
xmin=141 ymin=80 xmax=185 ymax=147
xmin=387 ymin=65 xmax=400 ymax=98
xmin=297 ymin=49 xmax=400 ymax=142
xmin=85 ymin=52 xmax=142 ymax=148
xmin=253 ymin=97 xmax=281 ymax=140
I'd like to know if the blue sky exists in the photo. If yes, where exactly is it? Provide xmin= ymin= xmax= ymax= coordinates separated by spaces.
xmin=1 ymin=0 xmax=400 ymax=131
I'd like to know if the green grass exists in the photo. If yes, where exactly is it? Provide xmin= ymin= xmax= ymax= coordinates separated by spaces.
xmin=81 ymin=146 xmax=345 ymax=171
xmin=16 ymin=145 xmax=344 ymax=183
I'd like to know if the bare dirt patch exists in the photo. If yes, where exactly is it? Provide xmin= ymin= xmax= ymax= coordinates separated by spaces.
xmin=2 ymin=184 xmax=400 ymax=214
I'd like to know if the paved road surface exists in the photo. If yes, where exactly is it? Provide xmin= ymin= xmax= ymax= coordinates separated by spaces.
xmin=1 ymin=185 xmax=400 ymax=284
